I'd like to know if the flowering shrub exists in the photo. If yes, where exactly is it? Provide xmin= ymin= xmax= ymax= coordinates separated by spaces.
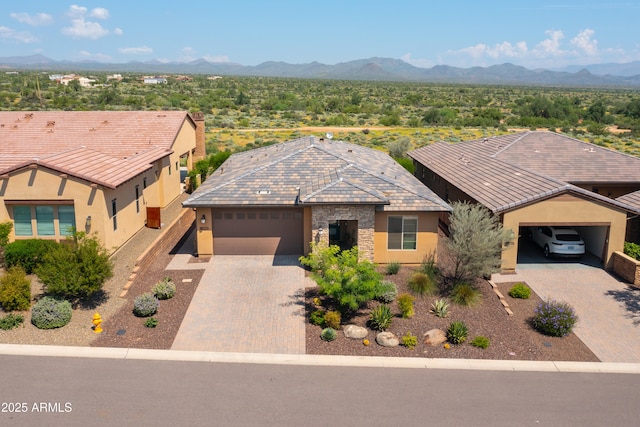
xmin=31 ymin=297 xmax=72 ymax=329
xmin=133 ymin=292 xmax=159 ymax=317
xmin=152 ymin=277 xmax=176 ymax=300
xmin=532 ymin=299 xmax=578 ymax=337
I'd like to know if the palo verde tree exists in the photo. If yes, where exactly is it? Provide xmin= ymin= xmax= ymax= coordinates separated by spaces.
xmin=446 ymin=201 xmax=514 ymax=284
xmin=35 ymin=232 xmax=113 ymax=301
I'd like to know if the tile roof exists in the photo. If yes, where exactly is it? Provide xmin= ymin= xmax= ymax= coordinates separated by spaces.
xmin=617 ymin=190 xmax=640 ymax=211
xmin=408 ymin=131 xmax=640 ymax=214
xmin=0 ymin=111 xmax=191 ymax=188
xmin=184 ymin=136 xmax=450 ymax=212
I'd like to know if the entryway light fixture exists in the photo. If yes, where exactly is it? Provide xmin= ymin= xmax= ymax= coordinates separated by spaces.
xmin=86 ymin=215 xmax=92 ymax=228
xmin=200 ymin=214 xmax=206 ymax=224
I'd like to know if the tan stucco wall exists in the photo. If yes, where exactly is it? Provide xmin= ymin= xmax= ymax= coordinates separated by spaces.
xmin=374 ymin=211 xmax=440 ymax=265
xmin=195 ymin=207 xmax=213 ymax=256
xmin=502 ymin=194 xmax=627 ymax=272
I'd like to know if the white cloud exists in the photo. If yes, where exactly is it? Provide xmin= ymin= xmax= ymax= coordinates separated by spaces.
xmin=10 ymin=12 xmax=53 ymax=26
xmin=0 ymin=26 xmax=38 ymax=43
xmin=203 ymin=54 xmax=230 ymax=63
xmin=62 ymin=5 xmax=109 ymax=39
xmin=90 ymin=8 xmax=110 ymax=20
xmin=68 ymin=5 xmax=88 ymax=18
xmin=114 ymin=27 xmax=123 ymax=36
xmin=571 ymin=28 xmax=598 ymax=56
xmin=78 ymin=50 xmax=112 ymax=61
xmin=118 ymin=46 xmax=153 ymax=55
xmin=533 ymin=30 xmax=566 ymax=57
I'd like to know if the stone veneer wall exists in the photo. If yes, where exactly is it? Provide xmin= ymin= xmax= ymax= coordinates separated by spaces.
xmin=611 ymin=251 xmax=640 ymax=288
xmin=311 ymin=205 xmax=375 ymax=261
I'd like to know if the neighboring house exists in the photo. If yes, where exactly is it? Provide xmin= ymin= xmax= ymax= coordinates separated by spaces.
xmin=617 ymin=190 xmax=640 ymax=244
xmin=144 ymin=77 xmax=168 ymax=84
xmin=183 ymin=136 xmax=450 ymax=264
xmin=409 ymin=131 xmax=640 ymax=273
xmin=0 ymin=110 xmax=205 ymax=252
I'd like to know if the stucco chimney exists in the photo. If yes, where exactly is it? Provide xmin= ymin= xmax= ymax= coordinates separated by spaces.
xmin=190 ymin=112 xmax=206 ymax=161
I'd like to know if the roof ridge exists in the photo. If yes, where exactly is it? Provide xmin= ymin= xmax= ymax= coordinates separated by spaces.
xmin=300 ymin=175 xmax=388 ymax=204
xmin=490 ymin=131 xmax=530 ymax=158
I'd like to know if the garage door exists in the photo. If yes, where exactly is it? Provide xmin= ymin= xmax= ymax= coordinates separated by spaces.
xmin=212 ymin=209 xmax=304 ymax=255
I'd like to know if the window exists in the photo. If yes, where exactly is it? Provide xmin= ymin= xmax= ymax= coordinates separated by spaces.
xmin=13 ymin=206 xmax=32 ymax=236
xmin=112 ymin=199 xmax=117 ymax=231
xmin=58 ymin=205 xmax=76 ymax=236
xmin=388 ymin=216 xmax=417 ymax=250
xmin=35 ymin=206 xmax=54 ymax=236
xmin=13 ymin=205 xmax=75 ymax=237
xmin=143 ymin=177 xmax=147 ymax=189
xmin=135 ymin=185 xmax=140 ymax=213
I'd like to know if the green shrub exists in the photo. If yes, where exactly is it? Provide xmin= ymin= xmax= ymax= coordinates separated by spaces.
xmin=320 ymin=327 xmax=337 ymax=342
xmin=31 ymin=297 xmax=72 ymax=329
xmin=450 ymin=283 xmax=482 ymax=307
xmin=417 ymin=251 xmax=439 ymax=277
xmin=133 ymin=292 xmax=159 ymax=317
xmin=299 ymin=244 xmax=383 ymax=313
xmin=370 ymin=304 xmax=393 ymax=331
xmin=0 ymin=266 xmax=31 ymax=311
xmin=375 ymin=280 xmax=397 ymax=303
xmin=430 ymin=298 xmax=450 ymax=318
xmin=532 ymin=299 xmax=578 ymax=337
xmin=397 ymin=293 xmax=415 ymax=318
xmin=385 ymin=261 xmax=400 ymax=275
xmin=310 ymin=310 xmax=325 ymax=326
xmin=0 ymin=221 xmax=13 ymax=248
xmin=4 ymin=239 xmax=59 ymax=274
xmin=471 ymin=336 xmax=490 ymax=349
xmin=447 ymin=321 xmax=468 ymax=345
xmin=408 ymin=272 xmax=437 ymax=297
xmin=152 ymin=277 xmax=176 ymax=300
xmin=508 ymin=283 xmax=531 ymax=299
xmin=401 ymin=331 xmax=418 ymax=349
xmin=323 ymin=310 xmax=341 ymax=330
xmin=624 ymin=242 xmax=640 ymax=260
xmin=144 ymin=317 xmax=158 ymax=328
xmin=35 ymin=233 xmax=113 ymax=300
xmin=0 ymin=313 xmax=24 ymax=330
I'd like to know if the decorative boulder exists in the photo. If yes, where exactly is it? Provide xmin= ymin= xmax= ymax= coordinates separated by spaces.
xmin=343 ymin=325 xmax=368 ymax=339
xmin=423 ymin=329 xmax=447 ymax=346
xmin=376 ymin=331 xmax=399 ymax=348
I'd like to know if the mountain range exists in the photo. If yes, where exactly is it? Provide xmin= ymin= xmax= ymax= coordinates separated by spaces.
xmin=2 ymin=54 xmax=640 ymax=87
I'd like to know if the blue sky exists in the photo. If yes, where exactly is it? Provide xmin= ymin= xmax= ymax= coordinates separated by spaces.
xmin=1 ymin=1 xmax=638 ymax=69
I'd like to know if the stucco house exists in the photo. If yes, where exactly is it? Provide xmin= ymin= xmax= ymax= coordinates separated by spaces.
xmin=0 ymin=110 xmax=204 ymax=252
xmin=183 ymin=136 xmax=450 ymax=264
xmin=408 ymin=131 xmax=640 ymax=273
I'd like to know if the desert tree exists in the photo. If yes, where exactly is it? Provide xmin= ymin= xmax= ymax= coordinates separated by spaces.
xmin=446 ymin=201 xmax=514 ymax=284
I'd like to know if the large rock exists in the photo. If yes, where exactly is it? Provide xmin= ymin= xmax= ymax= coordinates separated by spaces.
xmin=376 ymin=331 xmax=399 ymax=347
xmin=343 ymin=324 xmax=368 ymax=339
xmin=423 ymin=329 xmax=447 ymax=346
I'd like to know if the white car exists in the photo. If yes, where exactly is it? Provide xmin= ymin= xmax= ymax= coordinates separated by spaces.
xmin=528 ymin=226 xmax=585 ymax=258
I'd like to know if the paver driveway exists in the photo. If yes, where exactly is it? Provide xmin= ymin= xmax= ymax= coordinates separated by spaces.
xmin=171 ymin=255 xmax=312 ymax=354
xmin=494 ymin=254 xmax=640 ymax=363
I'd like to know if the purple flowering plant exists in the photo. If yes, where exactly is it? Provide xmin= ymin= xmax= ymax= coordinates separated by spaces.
xmin=532 ymin=299 xmax=578 ymax=337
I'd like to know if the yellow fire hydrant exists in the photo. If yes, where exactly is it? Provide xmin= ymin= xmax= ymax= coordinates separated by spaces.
xmin=92 ymin=312 xmax=103 ymax=333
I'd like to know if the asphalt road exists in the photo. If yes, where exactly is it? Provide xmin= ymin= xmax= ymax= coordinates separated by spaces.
xmin=0 ymin=355 xmax=638 ymax=427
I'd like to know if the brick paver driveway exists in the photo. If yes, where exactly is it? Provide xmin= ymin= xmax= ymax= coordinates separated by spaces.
xmin=494 ymin=243 xmax=640 ymax=363
xmin=172 ymin=255 xmax=312 ymax=354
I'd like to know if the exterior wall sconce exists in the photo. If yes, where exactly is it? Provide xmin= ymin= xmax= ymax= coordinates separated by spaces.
xmin=86 ymin=215 xmax=92 ymax=228
xmin=200 ymin=214 xmax=206 ymax=224
xmin=318 ymin=226 xmax=324 ymax=235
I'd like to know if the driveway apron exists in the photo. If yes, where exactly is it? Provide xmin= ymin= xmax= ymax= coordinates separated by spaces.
xmin=494 ymin=262 xmax=640 ymax=363
xmin=171 ymin=255 xmax=311 ymax=354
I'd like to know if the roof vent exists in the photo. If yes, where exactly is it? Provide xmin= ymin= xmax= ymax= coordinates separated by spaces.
xmin=256 ymin=190 xmax=271 ymax=195
xmin=46 ymin=121 xmax=55 ymax=127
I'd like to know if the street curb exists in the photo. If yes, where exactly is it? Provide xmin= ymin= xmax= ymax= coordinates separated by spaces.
xmin=1 ymin=344 xmax=639 ymax=374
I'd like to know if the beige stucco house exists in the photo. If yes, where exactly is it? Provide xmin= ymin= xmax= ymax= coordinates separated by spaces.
xmin=184 ymin=136 xmax=450 ymax=264
xmin=0 ymin=110 xmax=203 ymax=252
xmin=409 ymin=131 xmax=640 ymax=273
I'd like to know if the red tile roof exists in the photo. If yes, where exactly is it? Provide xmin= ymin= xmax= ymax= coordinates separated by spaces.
xmin=0 ymin=111 xmax=190 ymax=188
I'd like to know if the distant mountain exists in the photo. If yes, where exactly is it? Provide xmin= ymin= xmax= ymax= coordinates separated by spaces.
xmin=553 ymin=61 xmax=640 ymax=77
xmin=1 ymin=55 xmax=639 ymax=87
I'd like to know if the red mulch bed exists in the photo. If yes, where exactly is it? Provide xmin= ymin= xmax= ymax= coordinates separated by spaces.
xmin=305 ymin=266 xmax=599 ymax=361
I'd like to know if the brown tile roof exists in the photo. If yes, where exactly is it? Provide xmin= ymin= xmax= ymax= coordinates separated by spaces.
xmin=408 ymin=131 xmax=640 ymax=214
xmin=0 ymin=111 xmax=190 ymax=188
xmin=617 ymin=190 xmax=640 ymax=210
xmin=184 ymin=137 xmax=450 ymax=212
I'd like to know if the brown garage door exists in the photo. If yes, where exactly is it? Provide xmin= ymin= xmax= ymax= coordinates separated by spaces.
xmin=212 ymin=209 xmax=304 ymax=255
